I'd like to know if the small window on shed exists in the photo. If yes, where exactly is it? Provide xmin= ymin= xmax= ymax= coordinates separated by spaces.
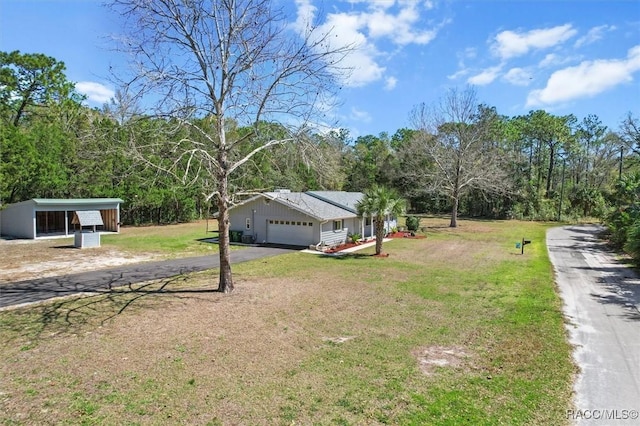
xmin=333 ymin=220 xmax=343 ymax=231
xmin=245 ymin=218 xmax=251 ymax=229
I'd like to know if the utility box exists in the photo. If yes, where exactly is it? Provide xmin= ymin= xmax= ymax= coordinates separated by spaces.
xmin=74 ymin=230 xmax=101 ymax=248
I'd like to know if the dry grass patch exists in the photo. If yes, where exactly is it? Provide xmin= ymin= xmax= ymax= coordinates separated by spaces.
xmin=412 ymin=345 xmax=472 ymax=376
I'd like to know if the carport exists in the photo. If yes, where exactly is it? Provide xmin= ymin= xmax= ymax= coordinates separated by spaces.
xmin=0 ymin=198 xmax=123 ymax=239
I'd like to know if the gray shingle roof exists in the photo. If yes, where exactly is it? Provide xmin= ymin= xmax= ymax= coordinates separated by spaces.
xmin=306 ymin=191 xmax=364 ymax=213
xmin=265 ymin=191 xmax=357 ymax=221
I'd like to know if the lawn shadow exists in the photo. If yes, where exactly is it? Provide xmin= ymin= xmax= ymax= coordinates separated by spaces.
xmin=53 ymin=244 xmax=77 ymax=249
xmin=316 ymin=252 xmax=388 ymax=261
xmin=1 ymin=273 xmax=219 ymax=343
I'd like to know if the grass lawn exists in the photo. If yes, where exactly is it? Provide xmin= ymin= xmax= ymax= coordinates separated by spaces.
xmin=0 ymin=218 xmax=575 ymax=425
xmin=101 ymin=220 xmax=222 ymax=257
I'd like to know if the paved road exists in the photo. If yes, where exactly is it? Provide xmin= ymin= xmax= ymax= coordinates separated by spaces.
xmin=0 ymin=246 xmax=293 ymax=309
xmin=547 ymin=225 xmax=640 ymax=425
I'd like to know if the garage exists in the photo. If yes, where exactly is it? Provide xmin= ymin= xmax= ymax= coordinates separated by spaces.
xmin=266 ymin=219 xmax=315 ymax=246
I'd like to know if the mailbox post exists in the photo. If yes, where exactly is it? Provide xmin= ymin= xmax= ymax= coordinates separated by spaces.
xmin=521 ymin=238 xmax=531 ymax=254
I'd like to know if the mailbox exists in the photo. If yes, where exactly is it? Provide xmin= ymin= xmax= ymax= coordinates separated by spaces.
xmin=521 ymin=238 xmax=531 ymax=254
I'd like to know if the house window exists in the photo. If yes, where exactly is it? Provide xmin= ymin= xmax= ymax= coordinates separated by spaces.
xmin=333 ymin=220 xmax=342 ymax=231
xmin=245 ymin=218 xmax=251 ymax=229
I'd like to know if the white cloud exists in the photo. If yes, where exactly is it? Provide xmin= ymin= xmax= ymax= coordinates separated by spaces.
xmin=503 ymin=67 xmax=532 ymax=86
xmin=75 ymin=81 xmax=115 ymax=104
xmin=447 ymin=68 xmax=469 ymax=80
xmin=527 ymin=45 xmax=640 ymax=107
xmin=492 ymin=24 xmax=577 ymax=60
xmin=467 ymin=65 xmax=502 ymax=85
xmin=575 ymin=24 xmax=616 ymax=48
xmin=448 ymin=48 xmax=476 ymax=80
xmin=366 ymin=3 xmax=438 ymax=45
xmin=294 ymin=0 xmax=444 ymax=87
xmin=539 ymin=53 xmax=560 ymax=68
xmin=350 ymin=106 xmax=372 ymax=123
xmin=384 ymin=76 xmax=398 ymax=90
xmin=539 ymin=52 xmax=579 ymax=68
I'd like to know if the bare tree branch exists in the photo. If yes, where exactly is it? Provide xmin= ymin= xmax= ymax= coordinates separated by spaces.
xmin=107 ymin=0 xmax=352 ymax=292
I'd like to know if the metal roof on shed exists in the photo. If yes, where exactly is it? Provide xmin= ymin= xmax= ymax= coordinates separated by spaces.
xmin=32 ymin=198 xmax=123 ymax=206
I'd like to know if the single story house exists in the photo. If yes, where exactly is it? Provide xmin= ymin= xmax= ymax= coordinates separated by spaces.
xmin=228 ymin=190 xmax=397 ymax=248
xmin=0 ymin=198 xmax=123 ymax=239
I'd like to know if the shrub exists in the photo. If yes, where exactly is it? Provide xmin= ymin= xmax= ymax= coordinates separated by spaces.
xmin=405 ymin=216 xmax=420 ymax=231
xmin=624 ymin=219 xmax=640 ymax=264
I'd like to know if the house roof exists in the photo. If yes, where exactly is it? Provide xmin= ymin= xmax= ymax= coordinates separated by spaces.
xmin=264 ymin=191 xmax=357 ymax=221
xmin=306 ymin=191 xmax=364 ymax=213
xmin=229 ymin=190 xmax=366 ymax=221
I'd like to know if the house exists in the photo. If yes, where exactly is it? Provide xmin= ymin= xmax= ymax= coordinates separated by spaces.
xmin=228 ymin=190 xmax=397 ymax=248
xmin=0 ymin=198 xmax=123 ymax=239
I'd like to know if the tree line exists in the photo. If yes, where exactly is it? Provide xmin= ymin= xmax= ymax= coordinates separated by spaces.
xmin=1 ymin=49 xmax=639 ymax=262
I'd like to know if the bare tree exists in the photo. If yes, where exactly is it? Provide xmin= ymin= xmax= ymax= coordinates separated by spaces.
xmin=408 ymin=87 xmax=511 ymax=227
xmin=108 ymin=0 xmax=351 ymax=292
xmin=620 ymin=112 xmax=640 ymax=156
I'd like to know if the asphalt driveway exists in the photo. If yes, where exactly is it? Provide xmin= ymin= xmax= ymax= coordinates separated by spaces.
xmin=547 ymin=225 xmax=640 ymax=425
xmin=0 ymin=246 xmax=293 ymax=309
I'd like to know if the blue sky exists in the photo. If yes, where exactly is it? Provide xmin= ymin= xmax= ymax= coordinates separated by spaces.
xmin=1 ymin=0 xmax=639 ymax=138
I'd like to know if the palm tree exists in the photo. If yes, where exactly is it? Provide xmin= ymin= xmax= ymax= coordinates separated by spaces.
xmin=356 ymin=185 xmax=407 ymax=255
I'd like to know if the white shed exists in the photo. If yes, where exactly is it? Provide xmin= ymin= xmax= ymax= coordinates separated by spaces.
xmin=0 ymin=198 xmax=123 ymax=239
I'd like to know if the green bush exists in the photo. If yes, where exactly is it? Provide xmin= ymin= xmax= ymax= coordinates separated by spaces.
xmin=405 ymin=216 xmax=420 ymax=231
xmin=624 ymin=219 xmax=640 ymax=264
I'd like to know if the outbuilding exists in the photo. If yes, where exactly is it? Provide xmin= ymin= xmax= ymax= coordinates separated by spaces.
xmin=0 ymin=198 xmax=123 ymax=239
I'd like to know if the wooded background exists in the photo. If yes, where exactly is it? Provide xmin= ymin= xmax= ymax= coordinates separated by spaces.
xmin=1 ymin=50 xmax=639 ymax=260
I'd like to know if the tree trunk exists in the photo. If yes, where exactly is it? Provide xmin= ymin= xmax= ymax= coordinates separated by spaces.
xmin=546 ymin=143 xmax=556 ymax=197
xmin=451 ymin=160 xmax=461 ymax=228
xmin=216 ymin=199 xmax=234 ymax=292
xmin=450 ymin=195 xmax=459 ymax=227
xmin=216 ymin=151 xmax=234 ymax=293
xmin=375 ymin=216 xmax=384 ymax=255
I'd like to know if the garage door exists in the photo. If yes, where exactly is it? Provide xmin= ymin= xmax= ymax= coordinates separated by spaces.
xmin=267 ymin=219 xmax=315 ymax=246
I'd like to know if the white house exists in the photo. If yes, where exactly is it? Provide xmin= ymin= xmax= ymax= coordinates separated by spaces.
xmin=0 ymin=198 xmax=123 ymax=239
xmin=227 ymin=190 xmax=397 ymax=248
